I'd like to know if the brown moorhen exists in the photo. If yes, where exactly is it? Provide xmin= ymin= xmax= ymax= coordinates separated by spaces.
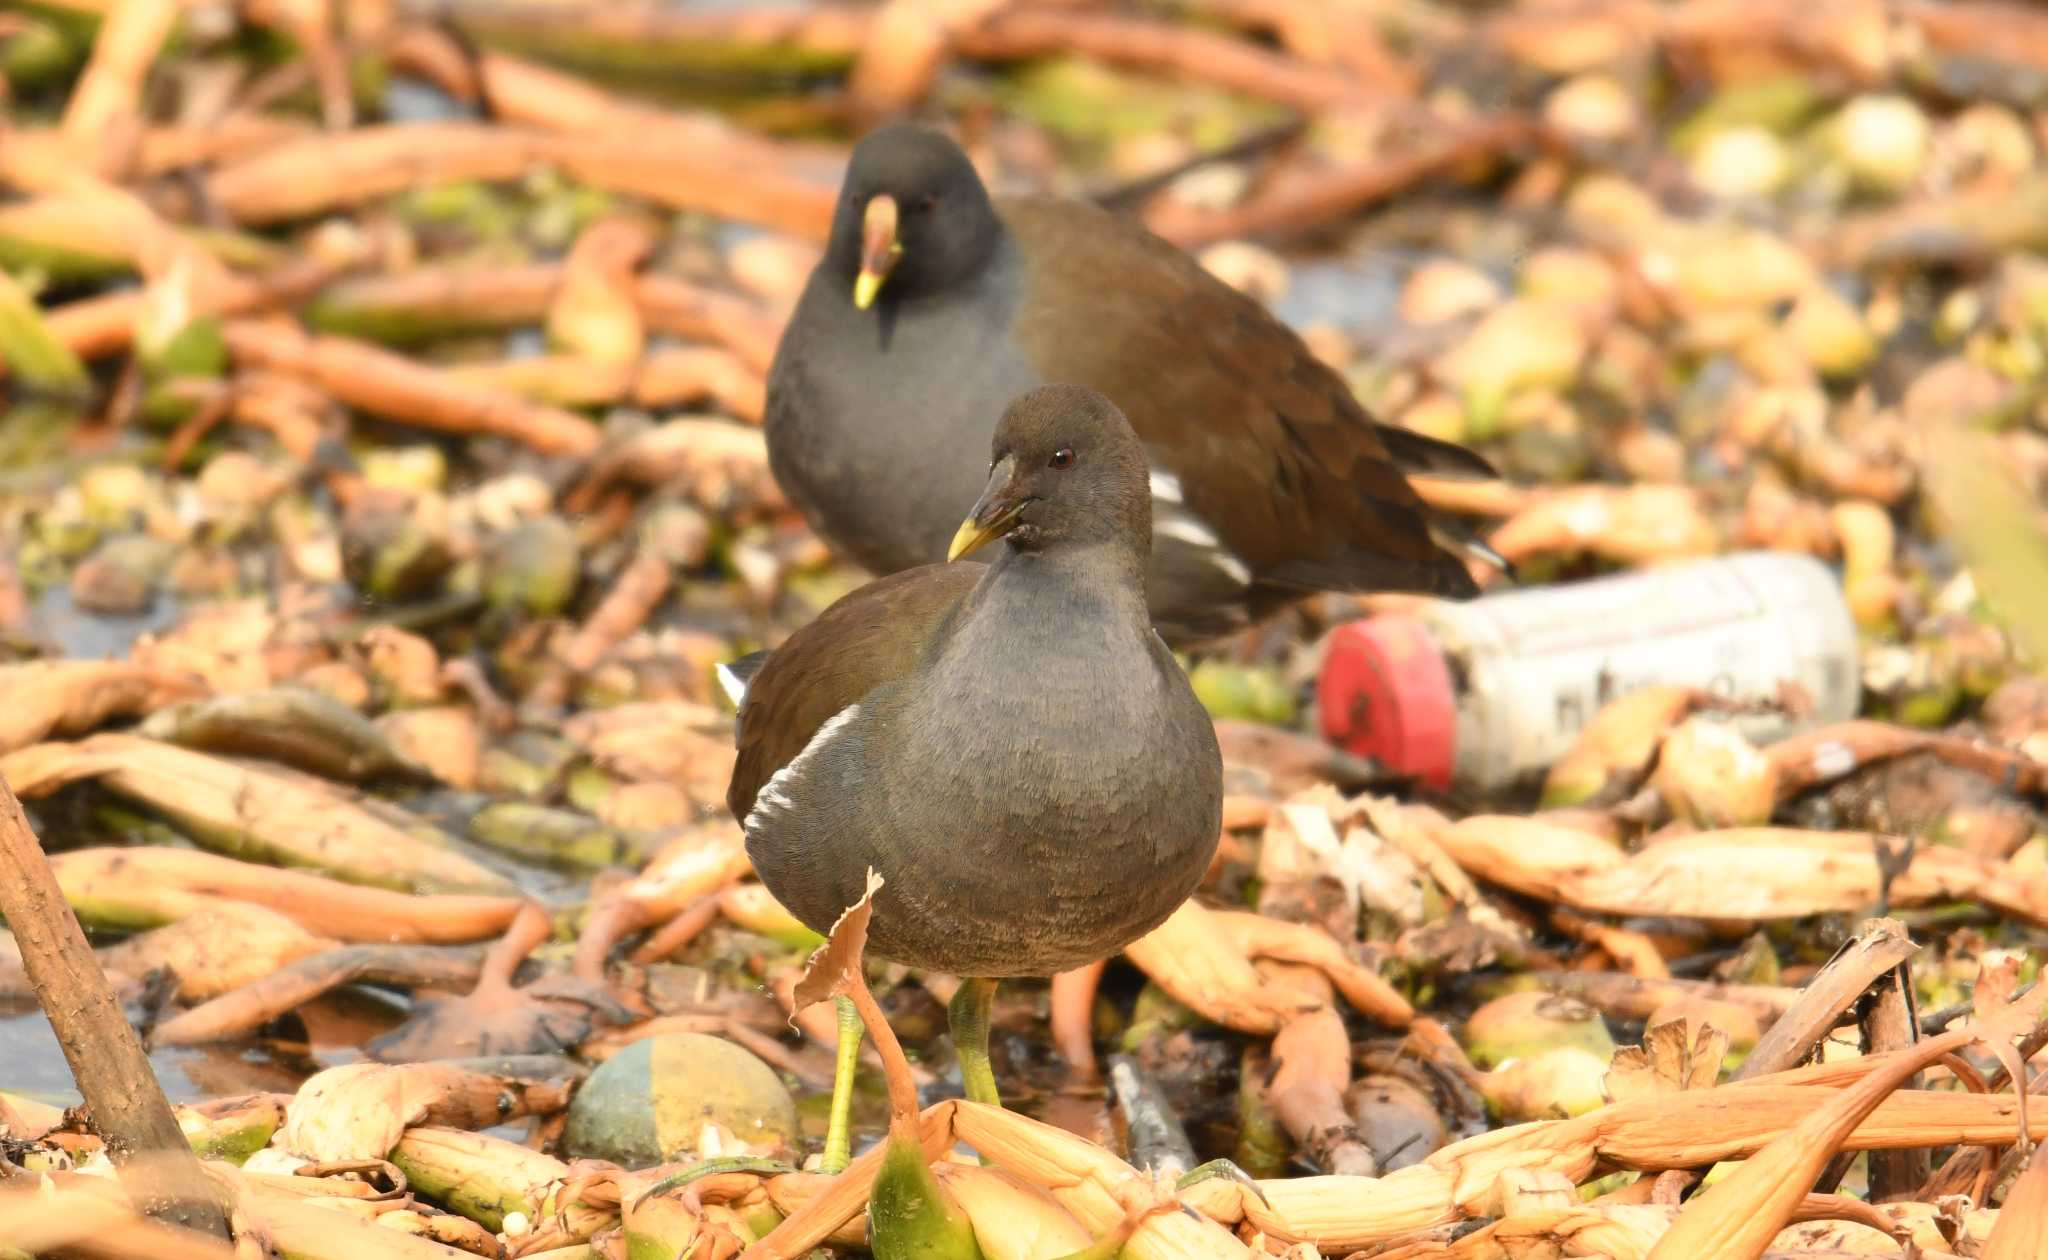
xmin=766 ymin=122 xmax=1498 ymax=647
xmin=724 ymin=384 xmax=1223 ymax=1163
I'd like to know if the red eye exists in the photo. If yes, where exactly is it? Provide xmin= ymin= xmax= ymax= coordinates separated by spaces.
xmin=1049 ymin=447 xmax=1075 ymax=470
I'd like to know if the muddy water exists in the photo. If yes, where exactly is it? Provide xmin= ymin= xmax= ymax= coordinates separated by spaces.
xmin=0 ymin=1012 xmax=231 ymax=1105
xmin=1 ymin=975 xmax=415 ymax=1105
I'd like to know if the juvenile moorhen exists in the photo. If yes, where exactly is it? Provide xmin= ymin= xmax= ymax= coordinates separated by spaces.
xmin=725 ymin=384 xmax=1223 ymax=1158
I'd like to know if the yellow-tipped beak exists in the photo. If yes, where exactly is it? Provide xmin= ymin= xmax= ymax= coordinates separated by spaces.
xmin=853 ymin=268 xmax=885 ymax=310
xmin=853 ymin=194 xmax=901 ymax=310
xmin=947 ymin=517 xmax=994 ymax=562
xmin=947 ymin=482 xmax=1028 ymax=561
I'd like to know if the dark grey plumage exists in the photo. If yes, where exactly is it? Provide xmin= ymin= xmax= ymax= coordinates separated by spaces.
xmin=766 ymin=123 xmax=1496 ymax=647
xmin=729 ymin=385 xmax=1222 ymax=976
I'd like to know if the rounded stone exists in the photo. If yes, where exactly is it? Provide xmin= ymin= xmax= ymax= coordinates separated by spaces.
xmin=564 ymin=1033 xmax=798 ymax=1167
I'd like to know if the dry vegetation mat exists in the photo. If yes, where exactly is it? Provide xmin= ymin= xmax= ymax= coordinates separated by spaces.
xmin=4 ymin=1 xmax=2048 ymax=1258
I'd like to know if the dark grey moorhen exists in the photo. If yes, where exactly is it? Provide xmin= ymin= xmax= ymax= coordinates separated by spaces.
xmin=723 ymin=384 xmax=1222 ymax=1159
xmin=766 ymin=122 xmax=1498 ymax=647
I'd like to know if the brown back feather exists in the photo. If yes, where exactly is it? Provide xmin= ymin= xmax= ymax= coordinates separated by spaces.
xmin=1001 ymin=196 xmax=1475 ymax=597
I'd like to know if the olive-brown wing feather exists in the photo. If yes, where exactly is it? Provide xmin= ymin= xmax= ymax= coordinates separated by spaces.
xmin=727 ymin=563 xmax=983 ymax=821
xmin=1001 ymin=196 xmax=1476 ymax=597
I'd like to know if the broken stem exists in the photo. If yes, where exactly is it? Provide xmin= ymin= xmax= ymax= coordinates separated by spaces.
xmin=840 ymin=956 xmax=920 ymax=1124
xmin=0 ymin=773 xmax=229 ymax=1237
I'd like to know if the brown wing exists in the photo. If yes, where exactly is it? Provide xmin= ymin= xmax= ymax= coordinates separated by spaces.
xmin=1000 ymin=196 xmax=1479 ymax=597
xmin=1375 ymin=423 xmax=1498 ymax=481
xmin=727 ymin=563 xmax=983 ymax=820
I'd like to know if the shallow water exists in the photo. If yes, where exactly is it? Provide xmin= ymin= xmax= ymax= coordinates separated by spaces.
xmin=32 ymin=583 xmax=185 ymax=661
xmin=0 ymin=1008 xmax=316 ymax=1106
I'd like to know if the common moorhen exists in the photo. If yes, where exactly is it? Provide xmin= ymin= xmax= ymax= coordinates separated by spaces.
xmin=725 ymin=384 xmax=1223 ymax=1158
xmin=765 ymin=122 xmax=1497 ymax=647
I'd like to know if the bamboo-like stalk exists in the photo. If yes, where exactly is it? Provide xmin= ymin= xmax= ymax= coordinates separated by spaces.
xmin=733 ymin=1016 xmax=2040 ymax=1257
xmin=200 ymin=121 xmax=839 ymax=239
xmin=60 ymin=0 xmax=179 ymax=163
xmin=0 ymin=660 xmax=205 ymax=754
xmin=222 ymin=319 xmax=601 ymax=457
xmin=6 ymin=736 xmax=515 ymax=895
xmin=26 ymin=253 xmax=354 ymax=380
xmin=955 ymin=7 xmax=1383 ymax=114
xmin=1430 ymin=815 xmax=2048 ymax=928
xmin=0 ymin=1178 xmax=236 ymax=1260
xmin=1646 ymin=993 xmax=2042 ymax=1258
xmin=299 ymin=266 xmax=782 ymax=373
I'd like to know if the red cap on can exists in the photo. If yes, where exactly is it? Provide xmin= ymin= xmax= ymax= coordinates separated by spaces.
xmin=1316 ymin=614 xmax=1458 ymax=790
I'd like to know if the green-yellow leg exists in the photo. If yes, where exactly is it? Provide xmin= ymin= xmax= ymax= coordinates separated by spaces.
xmin=948 ymin=976 xmax=1002 ymax=1107
xmin=820 ymin=994 xmax=863 ymax=1174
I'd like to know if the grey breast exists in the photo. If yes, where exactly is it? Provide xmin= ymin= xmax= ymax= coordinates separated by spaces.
xmin=765 ymin=253 xmax=1042 ymax=574
xmin=863 ymin=596 xmax=1219 ymax=975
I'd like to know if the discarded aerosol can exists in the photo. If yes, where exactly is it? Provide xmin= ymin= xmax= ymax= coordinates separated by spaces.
xmin=1316 ymin=551 xmax=1861 ymax=792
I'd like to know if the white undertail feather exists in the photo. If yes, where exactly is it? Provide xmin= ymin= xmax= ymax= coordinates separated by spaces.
xmin=1148 ymin=468 xmax=1184 ymax=504
xmin=743 ymin=703 xmax=863 ymax=836
xmin=1156 ymin=516 xmax=1221 ymax=548
xmin=1154 ymin=509 xmax=1252 ymax=586
xmin=715 ymin=662 xmax=749 ymax=707
xmin=1210 ymin=550 xmax=1252 ymax=584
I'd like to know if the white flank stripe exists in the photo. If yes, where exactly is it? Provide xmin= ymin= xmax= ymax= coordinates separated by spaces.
xmin=1212 ymin=551 xmax=1252 ymax=584
xmin=1149 ymin=469 xmax=1184 ymax=505
xmin=744 ymin=703 xmax=863 ymax=835
xmin=715 ymin=662 xmax=749 ymax=707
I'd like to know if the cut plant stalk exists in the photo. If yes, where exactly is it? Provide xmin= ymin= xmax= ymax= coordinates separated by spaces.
xmin=388 ymin=1126 xmax=574 ymax=1233
xmin=789 ymin=871 xmax=980 ymax=1258
xmin=868 ymin=1120 xmax=983 ymax=1260
xmin=1646 ymin=973 xmax=2047 ymax=1258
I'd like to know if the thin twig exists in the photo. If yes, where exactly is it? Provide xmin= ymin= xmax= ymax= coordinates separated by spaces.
xmin=1146 ymin=117 xmax=1541 ymax=247
xmin=0 ymin=774 xmax=229 ymax=1235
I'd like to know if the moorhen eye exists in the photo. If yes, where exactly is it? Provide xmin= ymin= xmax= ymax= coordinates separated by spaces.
xmin=1049 ymin=447 xmax=1075 ymax=470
